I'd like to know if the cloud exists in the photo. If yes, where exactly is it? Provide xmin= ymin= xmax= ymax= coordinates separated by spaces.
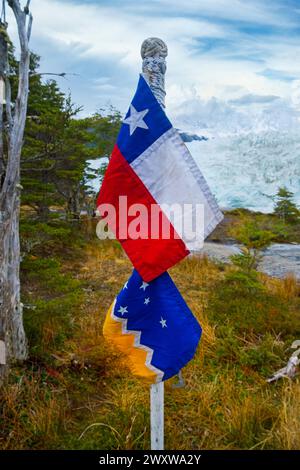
xmin=170 ymin=93 xmax=300 ymax=136
xmin=129 ymin=0 xmax=299 ymax=27
xmin=229 ymin=93 xmax=280 ymax=105
xmin=257 ymin=68 xmax=298 ymax=82
xmin=4 ymin=0 xmax=300 ymax=115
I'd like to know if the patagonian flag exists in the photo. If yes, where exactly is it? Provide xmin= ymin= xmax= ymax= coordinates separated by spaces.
xmin=103 ymin=269 xmax=201 ymax=383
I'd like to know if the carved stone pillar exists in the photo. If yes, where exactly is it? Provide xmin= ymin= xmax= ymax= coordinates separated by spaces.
xmin=141 ymin=37 xmax=168 ymax=108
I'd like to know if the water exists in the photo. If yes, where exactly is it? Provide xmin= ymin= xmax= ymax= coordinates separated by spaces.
xmin=199 ymin=242 xmax=300 ymax=279
xmin=259 ymin=244 xmax=300 ymax=279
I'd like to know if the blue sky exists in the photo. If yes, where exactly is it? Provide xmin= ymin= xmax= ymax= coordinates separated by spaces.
xmin=6 ymin=0 xmax=300 ymax=116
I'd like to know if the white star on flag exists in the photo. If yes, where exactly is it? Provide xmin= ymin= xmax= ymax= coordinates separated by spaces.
xmin=123 ymin=104 xmax=149 ymax=136
xmin=160 ymin=317 xmax=167 ymax=328
xmin=118 ymin=306 xmax=128 ymax=315
xmin=140 ymin=281 xmax=149 ymax=291
xmin=144 ymin=297 xmax=150 ymax=305
xmin=123 ymin=281 xmax=128 ymax=289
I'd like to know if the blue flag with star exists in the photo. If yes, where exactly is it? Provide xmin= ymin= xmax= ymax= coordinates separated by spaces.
xmin=103 ymin=269 xmax=201 ymax=383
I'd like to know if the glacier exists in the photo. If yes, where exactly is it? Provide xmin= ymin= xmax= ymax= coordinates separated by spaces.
xmin=186 ymin=131 xmax=300 ymax=212
xmin=90 ymin=93 xmax=300 ymax=213
xmin=171 ymin=95 xmax=300 ymax=212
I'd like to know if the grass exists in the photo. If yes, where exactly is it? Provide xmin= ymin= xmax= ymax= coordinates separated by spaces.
xmin=0 ymin=217 xmax=300 ymax=450
xmin=209 ymin=208 xmax=300 ymax=244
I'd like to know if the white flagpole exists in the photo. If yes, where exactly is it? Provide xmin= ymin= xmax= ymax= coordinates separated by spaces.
xmin=140 ymin=37 xmax=168 ymax=451
xmin=150 ymin=381 xmax=164 ymax=449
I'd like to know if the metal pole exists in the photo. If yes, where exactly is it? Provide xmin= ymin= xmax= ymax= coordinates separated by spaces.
xmin=141 ymin=37 xmax=168 ymax=451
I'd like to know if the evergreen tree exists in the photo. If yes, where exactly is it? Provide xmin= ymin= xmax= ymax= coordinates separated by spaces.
xmin=274 ymin=187 xmax=300 ymax=224
xmin=21 ymin=65 xmax=69 ymax=218
xmin=91 ymin=106 xmax=122 ymax=181
xmin=21 ymin=55 xmax=121 ymax=219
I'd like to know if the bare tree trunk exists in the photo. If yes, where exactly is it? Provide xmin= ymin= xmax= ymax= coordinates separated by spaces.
xmin=36 ymin=203 xmax=50 ymax=221
xmin=0 ymin=1 xmax=33 ymax=381
xmin=67 ymin=187 xmax=81 ymax=218
xmin=0 ymin=22 xmax=8 ymax=188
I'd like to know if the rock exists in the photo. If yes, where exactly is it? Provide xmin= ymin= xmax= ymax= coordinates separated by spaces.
xmin=198 ymin=242 xmax=240 ymax=263
xmin=258 ymin=244 xmax=300 ymax=279
xmin=177 ymin=130 xmax=208 ymax=143
xmin=196 ymin=242 xmax=300 ymax=279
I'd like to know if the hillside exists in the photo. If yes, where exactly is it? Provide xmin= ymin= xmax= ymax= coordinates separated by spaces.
xmin=1 ymin=218 xmax=300 ymax=450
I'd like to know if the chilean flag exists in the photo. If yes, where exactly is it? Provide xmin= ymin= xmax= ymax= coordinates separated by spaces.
xmin=97 ymin=75 xmax=223 ymax=282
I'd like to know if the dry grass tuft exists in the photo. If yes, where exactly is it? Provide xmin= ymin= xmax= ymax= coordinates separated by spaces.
xmin=271 ymin=380 xmax=300 ymax=449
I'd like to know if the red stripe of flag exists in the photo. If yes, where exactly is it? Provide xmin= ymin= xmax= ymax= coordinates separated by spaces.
xmin=96 ymin=145 xmax=189 ymax=281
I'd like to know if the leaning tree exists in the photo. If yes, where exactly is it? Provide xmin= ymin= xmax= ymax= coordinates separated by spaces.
xmin=0 ymin=0 xmax=32 ymax=380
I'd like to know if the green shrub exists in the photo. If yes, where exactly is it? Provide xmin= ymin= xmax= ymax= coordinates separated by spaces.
xmin=274 ymin=187 xmax=300 ymax=224
xmin=22 ymin=255 xmax=84 ymax=357
xmin=20 ymin=219 xmax=86 ymax=258
xmin=207 ymin=272 xmax=299 ymax=336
